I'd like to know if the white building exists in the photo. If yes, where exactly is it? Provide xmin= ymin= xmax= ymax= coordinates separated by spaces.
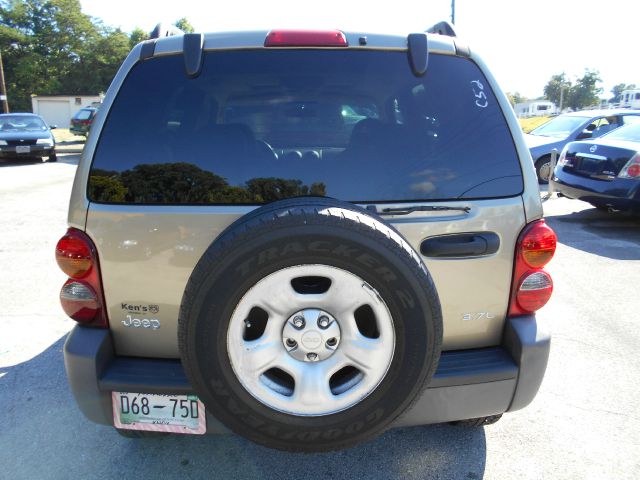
xmin=514 ymin=100 xmax=558 ymax=118
xmin=619 ymin=89 xmax=640 ymax=109
xmin=31 ymin=94 xmax=103 ymax=128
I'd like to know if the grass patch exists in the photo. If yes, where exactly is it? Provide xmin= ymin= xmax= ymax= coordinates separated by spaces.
xmin=519 ymin=116 xmax=551 ymax=133
xmin=52 ymin=128 xmax=85 ymax=144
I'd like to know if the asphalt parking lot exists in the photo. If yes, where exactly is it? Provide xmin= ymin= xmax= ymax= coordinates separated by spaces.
xmin=1 ymin=154 xmax=639 ymax=479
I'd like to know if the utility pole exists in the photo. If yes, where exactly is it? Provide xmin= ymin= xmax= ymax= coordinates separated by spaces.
xmin=559 ymin=87 xmax=564 ymax=113
xmin=0 ymin=50 xmax=8 ymax=113
xmin=451 ymin=0 xmax=456 ymax=24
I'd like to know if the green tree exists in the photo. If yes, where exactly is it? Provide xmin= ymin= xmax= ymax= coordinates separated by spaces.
xmin=88 ymin=174 xmax=128 ymax=202
xmin=0 ymin=0 xmax=130 ymax=111
xmin=174 ymin=17 xmax=194 ymax=34
xmin=129 ymin=27 xmax=148 ymax=48
xmin=64 ymin=28 xmax=130 ymax=95
xmin=505 ymin=91 xmax=527 ymax=107
xmin=567 ymin=70 xmax=602 ymax=110
xmin=543 ymin=73 xmax=571 ymax=109
xmin=246 ymin=177 xmax=317 ymax=203
xmin=610 ymin=83 xmax=636 ymax=103
xmin=309 ymin=182 xmax=326 ymax=196
xmin=120 ymin=163 xmax=229 ymax=204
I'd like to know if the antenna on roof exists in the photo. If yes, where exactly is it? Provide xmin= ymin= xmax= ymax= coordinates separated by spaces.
xmin=150 ymin=23 xmax=184 ymax=39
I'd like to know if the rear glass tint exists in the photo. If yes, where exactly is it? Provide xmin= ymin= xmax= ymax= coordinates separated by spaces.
xmin=89 ymin=50 xmax=522 ymax=204
xmin=75 ymin=109 xmax=93 ymax=120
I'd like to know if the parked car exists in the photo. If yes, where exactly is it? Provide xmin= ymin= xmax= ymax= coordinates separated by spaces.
xmin=525 ymin=109 xmax=640 ymax=183
xmin=0 ymin=113 xmax=56 ymax=162
xmin=58 ymin=23 xmax=556 ymax=452
xmin=70 ymin=107 xmax=98 ymax=136
xmin=551 ymin=123 xmax=640 ymax=213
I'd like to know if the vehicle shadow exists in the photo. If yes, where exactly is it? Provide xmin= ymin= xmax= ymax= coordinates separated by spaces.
xmin=56 ymin=153 xmax=81 ymax=166
xmin=545 ymin=206 xmax=640 ymax=260
xmin=0 ymin=153 xmax=80 ymax=168
xmin=0 ymin=335 xmax=488 ymax=480
xmin=0 ymin=157 xmax=44 ymax=167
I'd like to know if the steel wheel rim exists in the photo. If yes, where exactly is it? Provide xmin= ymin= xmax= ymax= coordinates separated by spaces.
xmin=227 ymin=264 xmax=395 ymax=416
xmin=540 ymin=161 xmax=551 ymax=181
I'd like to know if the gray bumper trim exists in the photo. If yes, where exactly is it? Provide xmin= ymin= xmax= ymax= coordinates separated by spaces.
xmin=63 ymin=315 xmax=549 ymax=429
xmin=63 ymin=326 xmax=114 ymax=425
xmin=502 ymin=315 xmax=551 ymax=411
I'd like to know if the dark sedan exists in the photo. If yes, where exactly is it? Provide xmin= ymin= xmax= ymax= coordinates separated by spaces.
xmin=525 ymin=109 xmax=640 ymax=183
xmin=551 ymin=123 xmax=640 ymax=213
xmin=0 ymin=113 xmax=57 ymax=162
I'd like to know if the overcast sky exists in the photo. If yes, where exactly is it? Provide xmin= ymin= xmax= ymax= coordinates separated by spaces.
xmin=81 ymin=0 xmax=639 ymax=100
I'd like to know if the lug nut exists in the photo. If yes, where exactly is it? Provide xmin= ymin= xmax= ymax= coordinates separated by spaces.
xmin=285 ymin=338 xmax=297 ymax=349
xmin=292 ymin=316 xmax=305 ymax=329
xmin=326 ymin=337 xmax=338 ymax=348
xmin=317 ymin=315 xmax=330 ymax=329
xmin=306 ymin=352 xmax=318 ymax=362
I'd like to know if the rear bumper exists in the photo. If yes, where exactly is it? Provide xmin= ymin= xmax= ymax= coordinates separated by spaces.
xmin=0 ymin=145 xmax=55 ymax=158
xmin=64 ymin=315 xmax=550 ymax=432
xmin=69 ymin=125 xmax=89 ymax=135
xmin=551 ymin=170 xmax=640 ymax=211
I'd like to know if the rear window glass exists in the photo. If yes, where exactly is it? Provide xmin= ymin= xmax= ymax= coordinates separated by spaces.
xmin=74 ymin=109 xmax=93 ymax=120
xmin=604 ymin=123 xmax=640 ymax=142
xmin=0 ymin=115 xmax=47 ymax=131
xmin=89 ymin=50 xmax=522 ymax=205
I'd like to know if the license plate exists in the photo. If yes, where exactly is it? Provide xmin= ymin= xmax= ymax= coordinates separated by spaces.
xmin=16 ymin=145 xmax=30 ymax=154
xmin=112 ymin=392 xmax=206 ymax=434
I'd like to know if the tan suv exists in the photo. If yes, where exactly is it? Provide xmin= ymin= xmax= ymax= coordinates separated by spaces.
xmin=58 ymin=22 xmax=556 ymax=452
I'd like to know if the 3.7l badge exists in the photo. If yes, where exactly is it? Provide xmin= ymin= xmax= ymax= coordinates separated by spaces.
xmin=462 ymin=312 xmax=495 ymax=321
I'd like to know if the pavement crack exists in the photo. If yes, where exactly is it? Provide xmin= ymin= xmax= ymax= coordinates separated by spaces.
xmin=546 ymin=392 xmax=640 ymax=420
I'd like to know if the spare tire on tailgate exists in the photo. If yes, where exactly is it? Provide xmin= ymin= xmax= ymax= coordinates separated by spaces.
xmin=178 ymin=197 xmax=442 ymax=451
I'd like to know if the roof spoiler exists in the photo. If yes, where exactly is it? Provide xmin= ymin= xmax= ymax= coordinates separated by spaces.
xmin=149 ymin=23 xmax=184 ymax=39
xmin=425 ymin=21 xmax=457 ymax=38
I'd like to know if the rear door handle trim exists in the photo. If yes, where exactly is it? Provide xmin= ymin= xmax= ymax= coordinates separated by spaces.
xmin=420 ymin=232 xmax=500 ymax=258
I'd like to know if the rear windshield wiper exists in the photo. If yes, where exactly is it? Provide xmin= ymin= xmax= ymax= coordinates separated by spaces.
xmin=366 ymin=205 xmax=470 ymax=216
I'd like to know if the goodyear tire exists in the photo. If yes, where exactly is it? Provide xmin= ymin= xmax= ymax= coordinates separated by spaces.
xmin=178 ymin=197 xmax=442 ymax=451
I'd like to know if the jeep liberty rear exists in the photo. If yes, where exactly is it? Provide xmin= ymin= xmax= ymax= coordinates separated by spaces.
xmin=59 ymin=25 xmax=554 ymax=451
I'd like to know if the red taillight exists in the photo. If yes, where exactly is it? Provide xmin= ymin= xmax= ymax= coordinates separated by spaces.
xmin=520 ymin=221 xmax=556 ymax=268
xmin=628 ymin=164 xmax=640 ymax=177
xmin=55 ymin=228 xmax=108 ymax=327
xmin=509 ymin=220 xmax=557 ymax=316
xmin=264 ymin=30 xmax=348 ymax=47
xmin=56 ymin=231 xmax=93 ymax=278
xmin=619 ymin=154 xmax=640 ymax=179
